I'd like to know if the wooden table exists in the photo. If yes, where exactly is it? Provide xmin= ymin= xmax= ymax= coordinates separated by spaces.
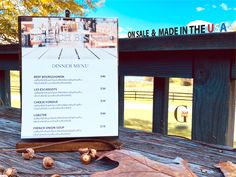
xmin=0 ymin=107 xmax=235 ymax=177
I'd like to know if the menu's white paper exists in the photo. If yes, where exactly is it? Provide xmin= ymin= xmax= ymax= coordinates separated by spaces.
xmin=20 ymin=17 xmax=118 ymax=139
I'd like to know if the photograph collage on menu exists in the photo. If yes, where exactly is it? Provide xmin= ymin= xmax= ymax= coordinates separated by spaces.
xmin=20 ymin=17 xmax=119 ymax=139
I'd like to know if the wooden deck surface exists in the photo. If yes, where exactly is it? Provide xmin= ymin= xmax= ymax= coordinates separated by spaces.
xmin=0 ymin=107 xmax=235 ymax=177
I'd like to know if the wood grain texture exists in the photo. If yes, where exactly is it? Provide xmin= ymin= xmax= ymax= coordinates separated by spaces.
xmin=226 ymin=80 xmax=236 ymax=146
xmin=0 ymin=107 xmax=235 ymax=177
xmin=152 ymin=77 xmax=169 ymax=134
xmin=0 ymin=58 xmax=19 ymax=70
xmin=119 ymin=51 xmax=193 ymax=78
xmin=118 ymin=75 xmax=125 ymax=127
xmin=192 ymin=57 xmax=232 ymax=145
xmin=0 ymin=70 xmax=11 ymax=106
xmin=232 ymin=56 xmax=236 ymax=79
xmin=0 ymin=44 xmax=19 ymax=54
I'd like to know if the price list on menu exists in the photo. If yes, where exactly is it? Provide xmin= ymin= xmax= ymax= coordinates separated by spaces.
xmin=20 ymin=17 xmax=118 ymax=139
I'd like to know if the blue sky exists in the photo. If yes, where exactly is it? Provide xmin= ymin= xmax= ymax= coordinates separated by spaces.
xmin=87 ymin=0 xmax=236 ymax=37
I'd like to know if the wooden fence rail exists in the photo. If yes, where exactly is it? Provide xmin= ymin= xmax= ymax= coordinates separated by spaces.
xmin=9 ymin=86 xmax=20 ymax=93
xmin=9 ymin=87 xmax=193 ymax=101
xmin=125 ymin=90 xmax=193 ymax=101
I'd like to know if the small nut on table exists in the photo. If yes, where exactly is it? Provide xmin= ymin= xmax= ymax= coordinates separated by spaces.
xmin=43 ymin=156 xmax=54 ymax=169
xmin=22 ymin=148 xmax=35 ymax=160
xmin=80 ymin=153 xmax=91 ymax=165
xmin=3 ymin=168 xmax=17 ymax=177
xmin=51 ymin=174 xmax=61 ymax=177
xmin=89 ymin=148 xmax=97 ymax=158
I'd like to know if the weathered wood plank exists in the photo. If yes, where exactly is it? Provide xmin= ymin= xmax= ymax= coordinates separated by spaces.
xmin=0 ymin=58 xmax=19 ymax=70
xmin=119 ymin=52 xmax=193 ymax=78
xmin=120 ymin=129 xmax=236 ymax=170
xmin=152 ymin=77 xmax=169 ymax=134
xmin=0 ymin=107 xmax=235 ymax=177
xmin=232 ymin=56 xmax=236 ymax=79
xmin=120 ymin=130 xmax=236 ymax=161
xmin=0 ymin=44 xmax=19 ymax=54
xmin=119 ymin=130 xmax=235 ymax=177
xmin=192 ymin=57 xmax=232 ymax=145
xmin=0 ymin=107 xmax=21 ymax=123
xmin=0 ymin=70 xmax=11 ymax=106
xmin=226 ymin=80 xmax=236 ymax=146
xmin=118 ymin=75 xmax=125 ymax=127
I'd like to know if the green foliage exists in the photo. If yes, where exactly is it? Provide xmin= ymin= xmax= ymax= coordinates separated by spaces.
xmin=0 ymin=0 xmax=101 ymax=44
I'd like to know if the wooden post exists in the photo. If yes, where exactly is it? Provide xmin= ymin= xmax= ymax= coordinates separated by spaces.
xmin=152 ymin=77 xmax=169 ymax=134
xmin=0 ymin=71 xmax=2 ymax=106
xmin=192 ymin=58 xmax=232 ymax=145
xmin=226 ymin=80 xmax=236 ymax=146
xmin=231 ymin=55 xmax=236 ymax=79
xmin=0 ymin=70 xmax=11 ymax=107
xmin=118 ymin=75 xmax=125 ymax=127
